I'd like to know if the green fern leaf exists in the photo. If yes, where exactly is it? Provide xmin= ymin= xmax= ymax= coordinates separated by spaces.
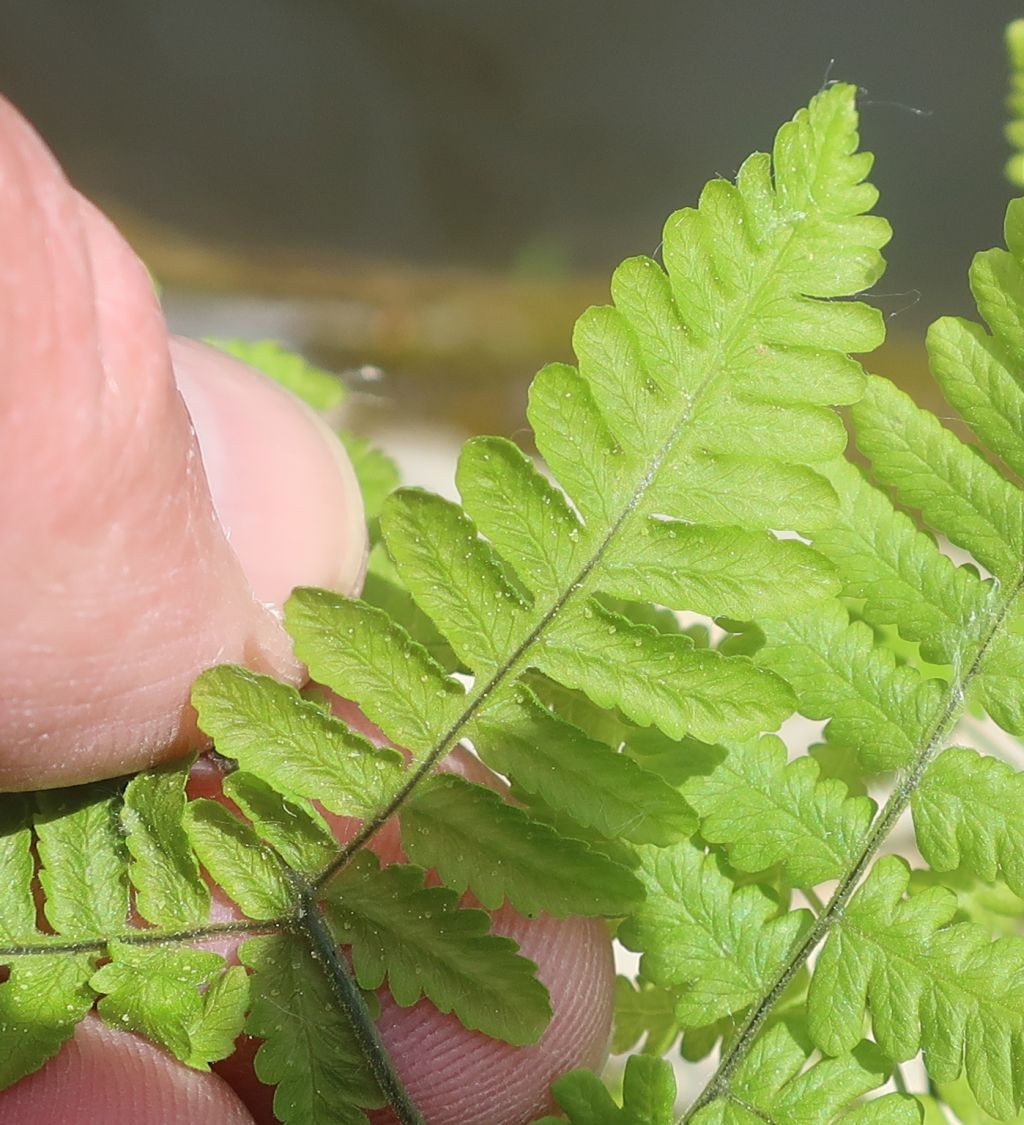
xmin=241 ymin=934 xmax=385 ymax=1124
xmin=288 ymin=592 xmax=695 ymax=844
xmin=359 ymin=549 xmax=462 ymax=672
xmin=183 ymin=799 xmax=294 ymax=920
xmin=937 ymin=1071 xmax=1024 ymax=1124
xmin=286 ymin=81 xmax=887 ymax=799
xmin=381 ymin=490 xmax=530 ymax=673
xmin=285 ymin=591 xmax=465 ymax=755
xmin=619 ymin=843 xmax=812 ymax=1026
xmin=35 ymin=784 xmax=129 ymax=936
xmin=339 ymin=432 xmax=400 ymax=542
xmin=1006 ymin=20 xmax=1024 ymax=187
xmin=758 ymin=601 xmax=943 ymax=770
xmin=121 ymin=759 xmax=209 ymax=927
xmin=222 ymin=772 xmax=338 ymax=878
xmin=469 ymin=691 xmax=694 ymax=846
xmin=853 ymin=374 xmax=1024 ymax=584
xmin=598 ymin=523 xmax=836 ymax=620
xmin=0 ymin=81 xmax=904 ymax=1120
xmin=612 ymin=977 xmax=681 ymax=1056
xmin=91 ymin=944 xmax=248 ymax=1069
xmin=456 ymin=435 xmax=585 ymax=597
xmin=691 ymin=1021 xmax=891 ymax=1124
xmin=841 ymin=1097 xmax=923 ymax=1124
xmin=0 ymin=796 xmax=36 ymax=941
xmin=928 ymin=317 xmax=1024 ymax=480
xmin=811 ymin=458 xmax=988 ymax=665
xmin=913 ymin=747 xmax=1024 ymax=896
xmin=0 ymin=795 xmax=99 ymax=1082
xmin=533 ymin=1055 xmax=677 ymax=1125
xmin=971 ymin=198 xmax=1024 ymax=360
xmin=400 ymin=773 xmax=642 ymax=916
xmin=191 ymin=666 xmax=405 ymax=816
xmin=0 ymin=956 xmax=95 ymax=1088
xmin=809 ymin=856 xmax=1024 ymax=1119
xmin=644 ymin=453 xmax=840 ymax=531
xmin=534 ymin=599 xmax=788 ymax=742
xmin=910 ymin=866 xmax=1024 ymax=937
xmin=683 ymin=735 xmax=875 ymax=886
xmin=323 ymin=852 xmax=551 ymax=1045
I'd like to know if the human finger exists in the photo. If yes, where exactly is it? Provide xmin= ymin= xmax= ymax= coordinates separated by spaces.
xmin=0 ymin=98 xmax=366 ymax=789
xmin=0 ymin=1014 xmax=256 ymax=1124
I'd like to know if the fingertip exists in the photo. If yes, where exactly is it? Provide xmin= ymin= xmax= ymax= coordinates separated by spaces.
xmin=0 ymin=1015 xmax=255 ymax=1124
xmin=171 ymin=337 xmax=368 ymax=608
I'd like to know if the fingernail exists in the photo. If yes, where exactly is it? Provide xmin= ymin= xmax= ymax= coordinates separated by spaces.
xmin=170 ymin=337 xmax=368 ymax=609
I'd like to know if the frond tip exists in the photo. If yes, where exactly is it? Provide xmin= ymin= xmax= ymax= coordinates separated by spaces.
xmin=285 ymin=80 xmax=891 ymax=866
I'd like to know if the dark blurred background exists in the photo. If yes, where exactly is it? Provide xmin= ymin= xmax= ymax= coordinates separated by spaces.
xmin=1 ymin=1 xmax=1020 ymax=438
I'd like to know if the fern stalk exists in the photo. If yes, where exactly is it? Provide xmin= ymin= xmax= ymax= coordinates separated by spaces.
xmin=0 ymin=917 xmax=282 ymax=959
xmin=294 ymin=881 xmax=425 ymax=1125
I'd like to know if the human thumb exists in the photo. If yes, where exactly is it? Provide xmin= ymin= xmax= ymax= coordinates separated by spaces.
xmin=0 ymin=97 xmax=366 ymax=789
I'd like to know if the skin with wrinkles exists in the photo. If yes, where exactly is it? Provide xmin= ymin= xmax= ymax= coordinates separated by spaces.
xmin=0 ymin=98 xmax=366 ymax=789
xmin=0 ymin=96 xmax=614 ymax=1122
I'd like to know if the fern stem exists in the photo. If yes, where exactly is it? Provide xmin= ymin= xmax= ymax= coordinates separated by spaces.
xmin=295 ymin=884 xmax=425 ymax=1125
xmin=0 ymin=917 xmax=284 ymax=959
xmin=681 ymin=574 xmax=1024 ymax=1121
xmin=802 ymin=886 xmax=825 ymax=914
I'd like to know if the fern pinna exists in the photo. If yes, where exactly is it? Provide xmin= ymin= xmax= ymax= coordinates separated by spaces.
xmin=5 ymin=69 xmax=1024 ymax=1123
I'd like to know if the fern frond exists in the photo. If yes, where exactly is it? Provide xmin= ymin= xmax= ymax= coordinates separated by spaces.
xmin=91 ymin=944 xmax=248 ymax=1069
xmin=222 ymin=772 xmax=339 ymax=877
xmin=400 ymin=774 xmax=642 ymax=916
xmin=323 ymin=853 xmax=551 ymax=1045
xmin=285 ymin=79 xmax=888 ymax=832
xmin=121 ymin=759 xmax=210 ymax=927
xmin=0 ymin=84 xmax=901 ymax=1122
xmin=534 ymin=1054 xmax=678 ymax=1125
xmin=182 ymin=799 xmax=295 ymax=920
xmin=241 ymin=934 xmax=386 ymax=1124
xmin=682 ymin=735 xmax=876 ymax=887
xmin=191 ymin=667 xmax=407 ymax=814
xmin=854 ymin=374 xmax=1024 ymax=584
xmin=0 ymin=778 xmax=245 ymax=1086
xmin=36 ymin=784 xmax=129 ymax=936
xmin=811 ymin=457 xmax=988 ymax=665
xmin=672 ymin=189 xmax=1024 ymax=1121
xmin=758 ymin=601 xmax=943 ymax=771
xmin=913 ymin=747 xmax=1024 ymax=899
xmin=690 ymin=1021 xmax=901 ymax=1124
xmin=1007 ymin=20 xmax=1024 ymax=189
xmin=619 ymin=843 xmax=812 ymax=1027
xmin=470 ymin=691 xmax=694 ymax=847
xmin=809 ymin=857 xmax=1024 ymax=1120
xmin=612 ymin=977 xmax=682 ymax=1057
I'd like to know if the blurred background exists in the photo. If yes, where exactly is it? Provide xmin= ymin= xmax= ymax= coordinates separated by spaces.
xmin=1 ymin=1 xmax=1022 ymax=476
